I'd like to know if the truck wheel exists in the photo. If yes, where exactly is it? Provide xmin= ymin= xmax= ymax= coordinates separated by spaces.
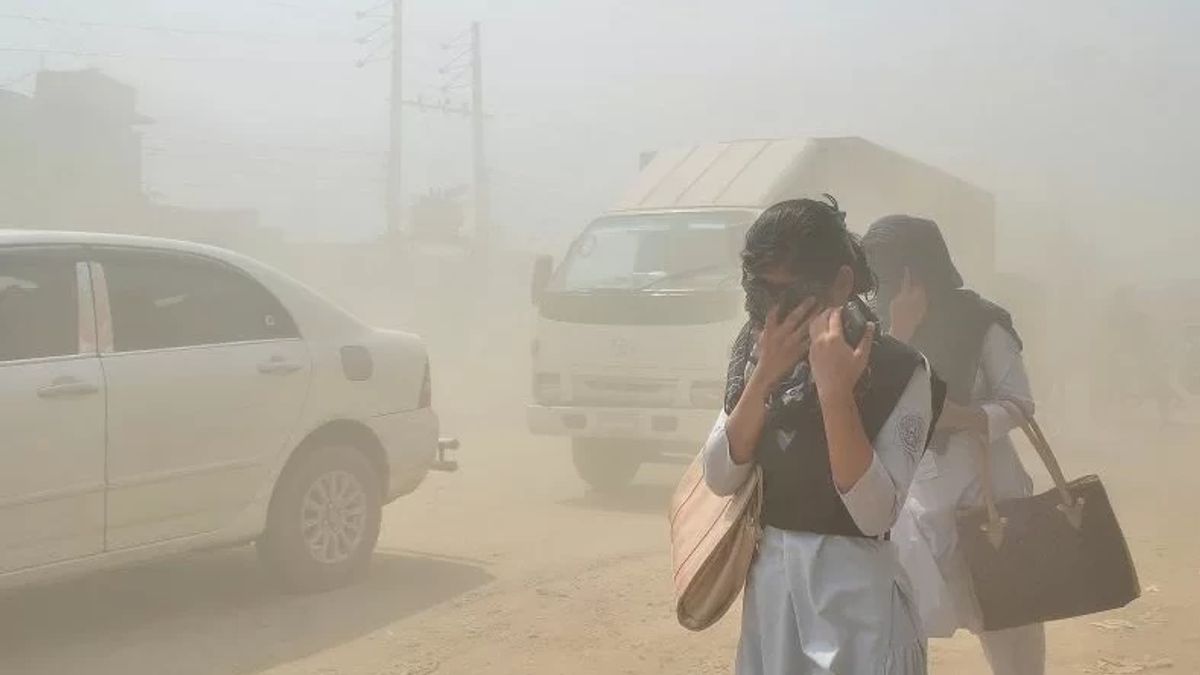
xmin=572 ymin=439 xmax=641 ymax=491
xmin=258 ymin=444 xmax=382 ymax=593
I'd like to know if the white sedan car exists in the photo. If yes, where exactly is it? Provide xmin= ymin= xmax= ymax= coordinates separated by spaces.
xmin=0 ymin=231 xmax=456 ymax=592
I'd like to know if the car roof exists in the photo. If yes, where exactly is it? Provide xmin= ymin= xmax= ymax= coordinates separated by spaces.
xmin=0 ymin=228 xmax=371 ymax=333
xmin=0 ymin=229 xmax=241 ymax=263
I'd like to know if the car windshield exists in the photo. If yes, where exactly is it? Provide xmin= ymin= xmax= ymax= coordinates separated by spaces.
xmin=551 ymin=210 xmax=752 ymax=292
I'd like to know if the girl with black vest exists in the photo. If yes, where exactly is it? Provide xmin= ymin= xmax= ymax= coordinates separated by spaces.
xmin=863 ymin=215 xmax=1043 ymax=675
xmin=702 ymin=198 xmax=945 ymax=675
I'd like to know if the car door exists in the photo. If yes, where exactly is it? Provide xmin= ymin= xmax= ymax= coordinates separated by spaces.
xmin=94 ymin=247 xmax=312 ymax=550
xmin=0 ymin=246 xmax=106 ymax=573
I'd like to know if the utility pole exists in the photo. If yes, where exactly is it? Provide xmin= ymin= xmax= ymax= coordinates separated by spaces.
xmin=386 ymin=0 xmax=403 ymax=235
xmin=470 ymin=21 xmax=489 ymax=248
xmin=373 ymin=19 xmax=489 ymax=247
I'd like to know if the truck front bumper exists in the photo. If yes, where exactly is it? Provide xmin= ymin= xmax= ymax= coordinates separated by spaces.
xmin=526 ymin=404 xmax=716 ymax=443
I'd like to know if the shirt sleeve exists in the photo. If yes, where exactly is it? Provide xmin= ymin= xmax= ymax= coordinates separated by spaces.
xmin=977 ymin=324 xmax=1036 ymax=443
xmin=838 ymin=360 xmax=935 ymax=536
xmin=700 ymin=410 xmax=755 ymax=497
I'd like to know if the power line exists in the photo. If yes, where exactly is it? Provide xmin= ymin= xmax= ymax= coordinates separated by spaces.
xmin=0 ymin=12 xmax=351 ymax=42
xmin=143 ymin=142 xmax=386 ymax=157
xmin=355 ymin=34 xmax=392 ymax=67
xmin=437 ymin=45 xmax=471 ymax=75
xmin=440 ymin=28 xmax=471 ymax=50
xmin=401 ymin=97 xmax=473 ymax=117
xmin=354 ymin=1 xmax=391 ymax=20
xmin=0 ymin=46 xmax=352 ymax=67
xmin=262 ymin=1 xmax=360 ymax=19
xmin=146 ymin=176 xmax=385 ymax=191
xmin=355 ymin=20 xmax=388 ymax=45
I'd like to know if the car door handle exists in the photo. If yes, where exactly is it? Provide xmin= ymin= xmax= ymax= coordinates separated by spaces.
xmin=37 ymin=378 xmax=100 ymax=399
xmin=258 ymin=358 xmax=303 ymax=375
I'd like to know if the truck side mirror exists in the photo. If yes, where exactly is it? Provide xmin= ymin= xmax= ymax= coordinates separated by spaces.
xmin=531 ymin=254 xmax=554 ymax=305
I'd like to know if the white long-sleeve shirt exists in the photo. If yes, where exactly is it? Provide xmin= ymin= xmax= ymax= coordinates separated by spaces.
xmin=700 ymin=361 xmax=935 ymax=537
xmin=976 ymin=324 xmax=1035 ymax=442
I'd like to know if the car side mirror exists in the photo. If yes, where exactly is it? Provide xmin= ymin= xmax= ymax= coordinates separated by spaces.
xmin=531 ymin=254 xmax=553 ymax=306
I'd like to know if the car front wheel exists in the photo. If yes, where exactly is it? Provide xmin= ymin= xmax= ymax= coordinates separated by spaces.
xmin=258 ymin=444 xmax=382 ymax=592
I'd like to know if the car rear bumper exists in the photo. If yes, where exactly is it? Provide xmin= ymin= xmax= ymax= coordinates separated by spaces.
xmin=366 ymin=407 xmax=445 ymax=501
xmin=526 ymin=404 xmax=715 ymax=443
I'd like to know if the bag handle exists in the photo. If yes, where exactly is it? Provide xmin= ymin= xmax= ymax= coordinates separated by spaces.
xmin=997 ymin=401 xmax=1085 ymax=529
xmin=971 ymin=431 xmax=1007 ymax=548
xmin=972 ymin=401 xmax=1085 ymax=549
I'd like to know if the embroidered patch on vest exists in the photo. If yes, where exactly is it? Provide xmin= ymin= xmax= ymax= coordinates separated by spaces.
xmin=897 ymin=414 xmax=926 ymax=458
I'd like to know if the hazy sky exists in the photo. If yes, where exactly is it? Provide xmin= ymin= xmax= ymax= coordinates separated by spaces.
xmin=2 ymin=0 xmax=1198 ymax=280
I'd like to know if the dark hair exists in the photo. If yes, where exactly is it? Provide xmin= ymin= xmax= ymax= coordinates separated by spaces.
xmin=862 ymin=214 xmax=963 ymax=293
xmin=741 ymin=195 xmax=875 ymax=296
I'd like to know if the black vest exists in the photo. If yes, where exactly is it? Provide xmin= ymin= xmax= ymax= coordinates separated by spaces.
xmin=757 ymin=337 xmax=926 ymax=536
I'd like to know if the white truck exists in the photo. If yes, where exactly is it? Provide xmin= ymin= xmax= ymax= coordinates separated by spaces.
xmin=528 ymin=137 xmax=995 ymax=491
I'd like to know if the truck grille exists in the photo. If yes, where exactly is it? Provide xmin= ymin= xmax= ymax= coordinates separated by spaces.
xmin=570 ymin=375 xmax=679 ymax=407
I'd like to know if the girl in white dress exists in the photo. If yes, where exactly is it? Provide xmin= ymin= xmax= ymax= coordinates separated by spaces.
xmin=863 ymin=215 xmax=1045 ymax=675
xmin=703 ymin=198 xmax=945 ymax=675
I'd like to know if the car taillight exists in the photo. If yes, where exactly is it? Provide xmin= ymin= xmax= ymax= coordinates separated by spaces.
xmin=419 ymin=361 xmax=431 ymax=408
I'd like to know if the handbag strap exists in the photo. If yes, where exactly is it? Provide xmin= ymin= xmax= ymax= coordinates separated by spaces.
xmin=970 ymin=431 xmax=1007 ymax=548
xmin=973 ymin=402 xmax=1085 ymax=549
xmin=996 ymin=401 xmax=1085 ymax=529
xmin=750 ymin=465 xmax=764 ymax=543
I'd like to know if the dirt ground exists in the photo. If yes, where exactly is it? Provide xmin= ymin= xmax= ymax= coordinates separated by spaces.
xmin=1 ymin=390 xmax=1195 ymax=674
xmin=0 ymin=257 xmax=1196 ymax=675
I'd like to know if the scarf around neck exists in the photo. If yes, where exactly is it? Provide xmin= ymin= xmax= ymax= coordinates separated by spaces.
xmin=723 ymin=298 xmax=876 ymax=428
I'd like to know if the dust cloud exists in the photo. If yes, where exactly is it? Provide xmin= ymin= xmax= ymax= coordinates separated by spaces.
xmin=0 ymin=1 xmax=1198 ymax=674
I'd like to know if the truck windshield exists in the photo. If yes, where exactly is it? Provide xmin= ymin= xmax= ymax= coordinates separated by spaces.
xmin=552 ymin=210 xmax=752 ymax=292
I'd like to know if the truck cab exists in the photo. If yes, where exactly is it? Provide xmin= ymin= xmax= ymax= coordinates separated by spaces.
xmin=529 ymin=208 xmax=753 ymax=489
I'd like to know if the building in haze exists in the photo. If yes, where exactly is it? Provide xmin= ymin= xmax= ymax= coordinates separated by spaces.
xmin=0 ymin=68 xmax=272 ymax=253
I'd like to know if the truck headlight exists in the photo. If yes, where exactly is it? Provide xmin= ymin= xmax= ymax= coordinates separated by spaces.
xmin=534 ymin=373 xmax=563 ymax=404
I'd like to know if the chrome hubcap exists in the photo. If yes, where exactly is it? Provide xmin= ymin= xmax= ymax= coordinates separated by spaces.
xmin=301 ymin=470 xmax=367 ymax=565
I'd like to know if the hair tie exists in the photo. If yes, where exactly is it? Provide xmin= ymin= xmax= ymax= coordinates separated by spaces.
xmin=820 ymin=193 xmax=848 ymax=229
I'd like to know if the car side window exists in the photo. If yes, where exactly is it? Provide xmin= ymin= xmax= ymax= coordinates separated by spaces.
xmin=0 ymin=249 xmax=79 ymax=363
xmin=100 ymin=249 xmax=299 ymax=353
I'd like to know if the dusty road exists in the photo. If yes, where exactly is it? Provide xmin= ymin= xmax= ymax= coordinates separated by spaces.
xmin=0 ymin=402 xmax=1196 ymax=674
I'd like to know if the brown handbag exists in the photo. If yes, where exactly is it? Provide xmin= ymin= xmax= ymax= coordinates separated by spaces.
xmin=668 ymin=453 xmax=763 ymax=631
xmin=957 ymin=401 xmax=1141 ymax=631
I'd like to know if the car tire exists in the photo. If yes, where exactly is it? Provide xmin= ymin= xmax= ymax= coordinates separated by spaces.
xmin=258 ymin=444 xmax=382 ymax=593
xmin=572 ymin=438 xmax=641 ymax=492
